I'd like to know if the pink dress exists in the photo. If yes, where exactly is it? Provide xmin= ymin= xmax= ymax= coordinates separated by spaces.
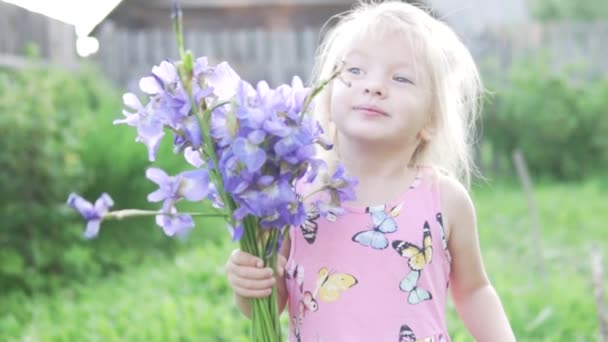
xmin=285 ymin=168 xmax=451 ymax=341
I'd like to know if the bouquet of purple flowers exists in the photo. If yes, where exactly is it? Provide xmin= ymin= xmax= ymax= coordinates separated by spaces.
xmin=66 ymin=2 xmax=356 ymax=341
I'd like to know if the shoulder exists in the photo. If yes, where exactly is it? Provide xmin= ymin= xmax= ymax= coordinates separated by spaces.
xmin=438 ymin=173 xmax=474 ymax=213
xmin=437 ymin=172 xmax=476 ymax=241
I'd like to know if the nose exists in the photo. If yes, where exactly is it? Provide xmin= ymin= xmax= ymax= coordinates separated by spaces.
xmin=363 ymin=81 xmax=387 ymax=98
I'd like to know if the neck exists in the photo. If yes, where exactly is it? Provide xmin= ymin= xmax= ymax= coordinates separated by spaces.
xmin=335 ymin=134 xmax=421 ymax=206
xmin=336 ymin=133 xmax=418 ymax=182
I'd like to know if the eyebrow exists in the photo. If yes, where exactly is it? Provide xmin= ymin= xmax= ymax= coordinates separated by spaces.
xmin=342 ymin=49 xmax=367 ymax=59
xmin=343 ymin=51 xmax=414 ymax=72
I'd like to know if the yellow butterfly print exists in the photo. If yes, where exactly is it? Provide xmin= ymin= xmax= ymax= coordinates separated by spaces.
xmin=390 ymin=203 xmax=403 ymax=217
xmin=392 ymin=221 xmax=433 ymax=271
xmin=418 ymin=337 xmax=443 ymax=342
xmin=298 ymin=267 xmax=358 ymax=319
xmin=314 ymin=267 xmax=358 ymax=302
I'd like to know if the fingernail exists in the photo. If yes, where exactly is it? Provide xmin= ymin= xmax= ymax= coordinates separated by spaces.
xmin=257 ymin=260 xmax=263 ymax=268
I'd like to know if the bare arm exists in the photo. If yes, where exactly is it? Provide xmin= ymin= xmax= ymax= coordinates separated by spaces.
xmin=277 ymin=234 xmax=291 ymax=314
xmin=441 ymin=176 xmax=516 ymax=342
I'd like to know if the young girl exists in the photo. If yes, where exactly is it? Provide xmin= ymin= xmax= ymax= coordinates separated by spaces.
xmin=225 ymin=1 xmax=516 ymax=341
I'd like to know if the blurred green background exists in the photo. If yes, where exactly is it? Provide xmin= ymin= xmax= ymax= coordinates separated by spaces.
xmin=1 ymin=0 xmax=607 ymax=341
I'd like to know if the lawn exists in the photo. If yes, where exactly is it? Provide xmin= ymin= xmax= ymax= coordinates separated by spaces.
xmin=1 ymin=179 xmax=606 ymax=341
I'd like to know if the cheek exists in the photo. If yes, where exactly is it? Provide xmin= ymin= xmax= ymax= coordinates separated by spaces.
xmin=329 ymin=91 xmax=343 ymax=121
xmin=401 ymin=91 xmax=432 ymax=120
xmin=329 ymin=86 xmax=349 ymax=120
xmin=417 ymin=86 xmax=434 ymax=117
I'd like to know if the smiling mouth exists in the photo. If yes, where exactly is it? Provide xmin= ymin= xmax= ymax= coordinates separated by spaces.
xmin=352 ymin=105 xmax=389 ymax=117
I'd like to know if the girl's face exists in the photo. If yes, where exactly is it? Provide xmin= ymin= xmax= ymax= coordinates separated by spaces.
xmin=329 ymin=31 xmax=433 ymax=150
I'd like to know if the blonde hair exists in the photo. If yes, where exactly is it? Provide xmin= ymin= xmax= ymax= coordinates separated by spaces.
xmin=311 ymin=1 xmax=482 ymax=187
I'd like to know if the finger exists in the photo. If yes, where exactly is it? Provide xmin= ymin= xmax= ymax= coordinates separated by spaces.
xmin=232 ymin=284 xmax=273 ymax=299
xmin=229 ymin=264 xmax=274 ymax=280
xmin=231 ymin=249 xmax=264 ymax=268
xmin=228 ymin=273 xmax=275 ymax=291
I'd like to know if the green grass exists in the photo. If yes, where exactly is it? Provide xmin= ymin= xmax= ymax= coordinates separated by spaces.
xmin=448 ymin=178 xmax=607 ymax=341
xmin=0 ymin=245 xmax=250 ymax=342
xmin=1 ymin=179 xmax=606 ymax=341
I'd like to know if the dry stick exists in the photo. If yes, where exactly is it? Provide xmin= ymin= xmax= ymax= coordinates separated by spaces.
xmin=591 ymin=244 xmax=607 ymax=342
xmin=512 ymin=149 xmax=546 ymax=279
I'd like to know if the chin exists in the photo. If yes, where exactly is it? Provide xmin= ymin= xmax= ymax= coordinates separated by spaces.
xmin=342 ymin=129 xmax=390 ymax=144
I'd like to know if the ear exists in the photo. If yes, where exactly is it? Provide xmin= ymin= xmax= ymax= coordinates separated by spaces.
xmin=417 ymin=125 xmax=436 ymax=142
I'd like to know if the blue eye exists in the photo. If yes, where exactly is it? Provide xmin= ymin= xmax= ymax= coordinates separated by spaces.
xmin=347 ymin=67 xmax=362 ymax=75
xmin=393 ymin=75 xmax=412 ymax=84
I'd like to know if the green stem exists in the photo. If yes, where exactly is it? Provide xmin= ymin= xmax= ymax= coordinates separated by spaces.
xmin=300 ymin=65 xmax=344 ymax=120
xmin=193 ymin=102 xmax=236 ymax=222
xmin=303 ymin=185 xmax=329 ymax=201
xmin=170 ymin=7 xmax=295 ymax=340
xmin=267 ymin=229 xmax=282 ymax=339
xmin=239 ymin=218 xmax=282 ymax=342
xmin=172 ymin=2 xmax=185 ymax=60
xmin=103 ymin=209 xmax=227 ymax=220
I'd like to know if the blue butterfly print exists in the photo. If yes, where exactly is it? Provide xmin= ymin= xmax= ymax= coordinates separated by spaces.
xmin=352 ymin=204 xmax=398 ymax=250
xmin=399 ymin=270 xmax=432 ymax=305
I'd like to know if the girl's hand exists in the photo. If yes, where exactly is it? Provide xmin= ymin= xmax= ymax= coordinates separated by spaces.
xmin=225 ymin=249 xmax=286 ymax=299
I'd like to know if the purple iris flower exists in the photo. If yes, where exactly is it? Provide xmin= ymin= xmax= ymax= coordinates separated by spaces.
xmin=132 ymin=60 xmax=209 ymax=155
xmin=179 ymin=115 xmax=202 ymax=149
xmin=226 ymin=221 xmax=244 ymax=242
xmin=263 ymin=117 xmax=291 ymax=137
xmin=239 ymin=178 xmax=294 ymax=219
xmin=194 ymin=56 xmax=209 ymax=76
xmin=156 ymin=201 xmax=194 ymax=237
xmin=71 ymin=49 xmax=363 ymax=249
xmin=171 ymin=0 xmax=182 ymax=20
xmin=314 ymin=200 xmax=345 ymax=218
xmin=236 ymin=79 xmax=256 ymax=105
xmin=139 ymin=61 xmax=191 ymax=122
xmin=305 ymin=159 xmax=328 ymax=183
xmin=232 ymin=136 xmax=267 ymax=173
xmin=274 ymin=128 xmax=315 ymax=164
xmin=234 ymin=81 xmax=270 ymax=131
xmin=283 ymin=201 xmax=307 ymax=227
xmin=66 ymin=193 xmax=114 ymax=239
xmin=219 ymin=154 xmax=249 ymax=195
xmin=329 ymin=165 xmax=358 ymax=202
xmin=210 ymin=105 xmax=237 ymax=148
xmin=146 ymin=167 xmax=211 ymax=205
xmin=114 ymin=93 xmax=166 ymax=162
xmin=206 ymin=62 xmax=241 ymax=101
xmin=286 ymin=76 xmax=312 ymax=114
xmin=184 ymin=146 xmax=204 ymax=167
xmin=192 ymin=57 xmax=215 ymax=105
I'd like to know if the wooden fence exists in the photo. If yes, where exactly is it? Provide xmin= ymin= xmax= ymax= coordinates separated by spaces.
xmin=470 ymin=22 xmax=608 ymax=76
xmin=94 ymin=25 xmax=319 ymax=90
xmin=94 ymin=21 xmax=608 ymax=89
xmin=0 ymin=1 xmax=76 ymax=69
